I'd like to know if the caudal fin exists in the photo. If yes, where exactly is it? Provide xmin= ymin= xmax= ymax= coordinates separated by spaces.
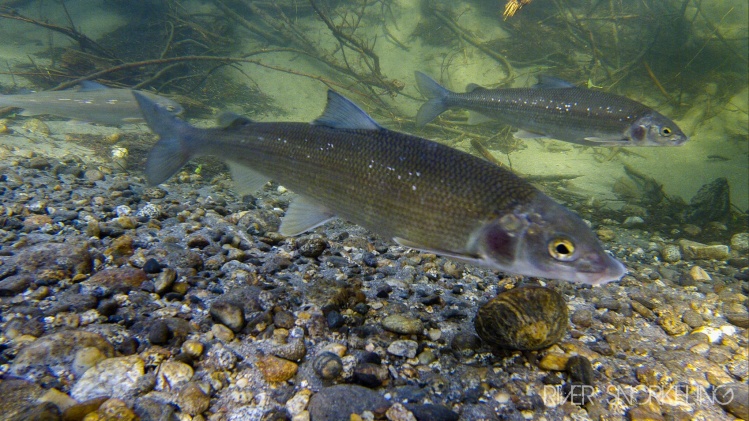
xmin=132 ymin=91 xmax=194 ymax=185
xmin=414 ymin=71 xmax=451 ymax=127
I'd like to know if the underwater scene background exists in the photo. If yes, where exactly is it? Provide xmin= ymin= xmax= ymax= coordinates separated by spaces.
xmin=0 ymin=0 xmax=746 ymax=420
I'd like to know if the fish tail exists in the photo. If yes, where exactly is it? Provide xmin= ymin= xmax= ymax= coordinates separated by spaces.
xmin=133 ymin=91 xmax=196 ymax=186
xmin=414 ymin=71 xmax=451 ymax=127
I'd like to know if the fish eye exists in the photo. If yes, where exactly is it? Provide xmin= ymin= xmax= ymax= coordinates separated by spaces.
xmin=661 ymin=127 xmax=672 ymax=136
xmin=548 ymin=238 xmax=575 ymax=261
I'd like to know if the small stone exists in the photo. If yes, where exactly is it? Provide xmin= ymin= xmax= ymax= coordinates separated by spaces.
xmin=570 ymin=309 xmax=593 ymax=328
xmin=417 ymin=349 xmax=437 ymax=365
xmin=72 ymin=347 xmax=108 ymax=377
xmin=210 ymin=323 xmax=235 ymax=342
xmin=723 ymin=302 xmax=749 ymax=328
xmin=596 ymin=228 xmax=616 ymax=241
xmin=660 ymin=244 xmax=681 ymax=263
xmin=273 ymin=310 xmax=296 ymax=329
xmin=381 ymin=314 xmax=423 ymax=335
xmin=387 ymin=340 xmax=418 ymax=359
xmin=38 ymin=388 xmax=77 ymax=413
xmin=308 ymin=385 xmax=389 ymax=421
xmin=156 ymin=361 xmax=194 ymax=391
xmin=153 ymin=268 xmax=176 ymax=295
xmin=474 ymin=286 xmax=568 ymax=351
xmin=85 ymin=169 xmax=105 ymax=182
xmin=386 ymin=403 xmax=417 ymax=421
xmin=96 ymin=398 xmax=137 ymax=421
xmin=622 ymin=216 xmax=645 ymax=227
xmin=82 ymin=267 xmax=147 ymax=295
xmin=256 ymin=355 xmax=298 ymax=382
xmin=688 ymin=266 xmax=711 ymax=282
xmin=187 ymin=235 xmax=211 ymax=249
xmin=353 ymin=362 xmax=389 ymax=388
xmin=730 ymin=232 xmax=749 ymax=252
xmin=210 ymin=301 xmax=245 ymax=332
xmin=177 ymin=382 xmax=210 ymax=416
xmin=657 ymin=315 xmax=689 ymax=336
xmin=715 ymin=382 xmax=748 ymax=419
xmin=286 ymin=389 xmax=312 ymax=417
xmin=679 ymin=239 xmax=730 ymax=261
xmin=298 ymin=236 xmax=329 ymax=258
xmin=538 ymin=352 xmax=569 ymax=371
xmin=681 ymin=310 xmax=704 ymax=328
xmin=182 ymin=340 xmax=204 ymax=359
xmin=70 ymin=355 xmax=145 ymax=401
xmin=62 ymin=397 xmax=108 ymax=421
xmin=148 ymin=319 xmax=172 ymax=345
xmin=142 ymin=258 xmax=162 ymax=274
xmin=312 ymin=351 xmax=343 ymax=380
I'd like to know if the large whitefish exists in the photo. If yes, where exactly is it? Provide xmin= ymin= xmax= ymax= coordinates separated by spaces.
xmin=135 ymin=90 xmax=626 ymax=285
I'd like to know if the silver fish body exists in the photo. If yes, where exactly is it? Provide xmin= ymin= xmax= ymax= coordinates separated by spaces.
xmin=0 ymin=81 xmax=183 ymax=125
xmin=415 ymin=71 xmax=687 ymax=147
xmin=135 ymin=90 xmax=626 ymax=285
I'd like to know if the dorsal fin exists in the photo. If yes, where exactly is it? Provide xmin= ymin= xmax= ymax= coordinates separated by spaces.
xmin=218 ymin=112 xmax=254 ymax=129
xmin=466 ymin=83 xmax=487 ymax=92
xmin=312 ymin=90 xmax=382 ymax=130
xmin=534 ymin=76 xmax=577 ymax=89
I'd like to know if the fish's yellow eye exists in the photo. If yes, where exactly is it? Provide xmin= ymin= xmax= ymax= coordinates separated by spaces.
xmin=548 ymin=238 xmax=575 ymax=261
xmin=661 ymin=127 xmax=672 ymax=136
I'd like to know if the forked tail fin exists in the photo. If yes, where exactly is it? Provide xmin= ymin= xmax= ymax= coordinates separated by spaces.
xmin=414 ymin=71 xmax=452 ymax=127
xmin=133 ymin=91 xmax=194 ymax=185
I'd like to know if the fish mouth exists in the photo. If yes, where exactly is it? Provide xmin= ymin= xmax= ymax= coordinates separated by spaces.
xmin=574 ymin=256 xmax=628 ymax=286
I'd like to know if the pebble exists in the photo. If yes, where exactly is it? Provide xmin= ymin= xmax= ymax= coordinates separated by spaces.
xmin=387 ymin=339 xmax=419 ymax=358
xmin=681 ymin=310 xmax=704 ymax=328
xmin=256 ymin=355 xmax=298 ymax=382
xmin=72 ymin=346 xmax=108 ymax=377
xmin=156 ymin=360 xmax=194 ymax=391
xmin=715 ymin=382 xmax=748 ymax=419
xmin=312 ymin=351 xmax=343 ymax=380
xmin=210 ymin=300 xmax=246 ymax=332
xmin=660 ymin=244 xmax=681 ymax=263
xmin=353 ymin=362 xmax=389 ymax=388
xmin=386 ymin=403 xmax=417 ymax=421
xmin=474 ymin=286 xmax=568 ymax=350
xmin=723 ymin=302 xmax=749 ymax=328
xmin=308 ymin=385 xmax=389 ymax=421
xmin=657 ymin=314 xmax=690 ymax=336
xmin=94 ymin=398 xmax=138 ymax=421
xmin=538 ymin=352 xmax=569 ymax=371
xmin=730 ymin=232 xmax=749 ymax=252
xmin=286 ymin=389 xmax=312 ymax=418
xmin=153 ymin=268 xmax=176 ymax=295
xmin=70 ymin=355 xmax=145 ymax=401
xmin=622 ymin=216 xmax=645 ymax=227
xmin=407 ymin=404 xmax=459 ymax=421
xmin=688 ymin=266 xmax=711 ymax=282
xmin=177 ymin=382 xmax=211 ymax=416
xmin=381 ymin=314 xmax=423 ymax=335
xmin=570 ymin=309 xmax=593 ymax=328
xmin=679 ymin=239 xmax=730 ymax=261
xmin=182 ymin=340 xmax=204 ymax=359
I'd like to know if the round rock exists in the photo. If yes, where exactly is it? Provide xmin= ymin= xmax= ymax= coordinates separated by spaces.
xmin=381 ymin=314 xmax=423 ymax=335
xmin=308 ymin=385 xmax=389 ymax=421
xmin=474 ymin=286 xmax=568 ymax=351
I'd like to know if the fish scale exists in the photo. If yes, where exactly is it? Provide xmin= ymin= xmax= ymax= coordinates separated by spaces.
xmin=135 ymin=90 xmax=626 ymax=285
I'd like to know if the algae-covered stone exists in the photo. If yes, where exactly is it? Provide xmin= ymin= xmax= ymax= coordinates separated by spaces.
xmin=474 ymin=286 xmax=568 ymax=351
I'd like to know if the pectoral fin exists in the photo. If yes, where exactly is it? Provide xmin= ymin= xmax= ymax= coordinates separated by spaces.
xmin=279 ymin=196 xmax=336 ymax=236
xmin=583 ymin=135 xmax=628 ymax=144
xmin=227 ymin=162 xmax=270 ymax=197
